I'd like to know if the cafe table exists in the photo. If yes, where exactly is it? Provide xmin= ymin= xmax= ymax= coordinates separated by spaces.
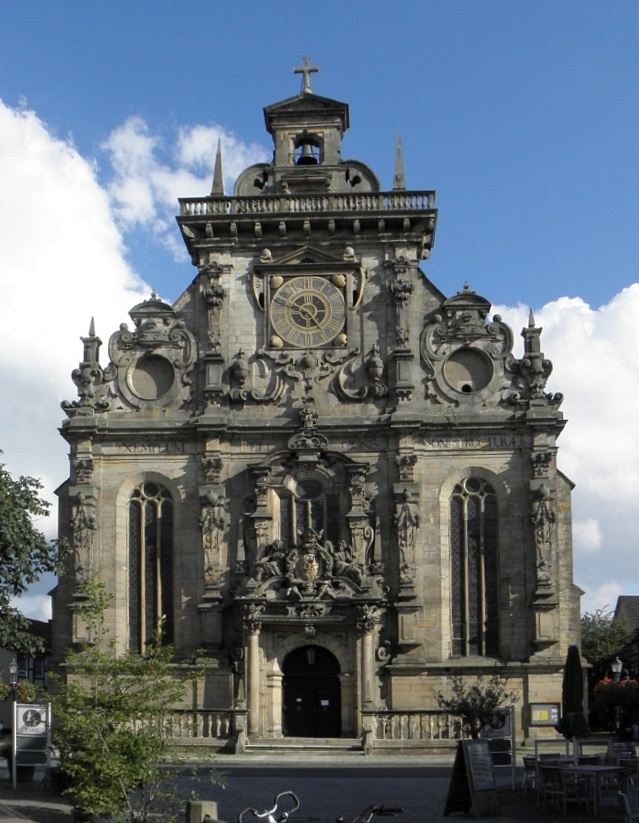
xmin=561 ymin=764 xmax=625 ymax=815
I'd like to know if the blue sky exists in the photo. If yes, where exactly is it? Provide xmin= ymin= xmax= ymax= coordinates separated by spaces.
xmin=1 ymin=2 xmax=638 ymax=621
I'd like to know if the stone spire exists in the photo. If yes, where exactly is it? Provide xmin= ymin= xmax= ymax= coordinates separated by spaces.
xmin=82 ymin=317 xmax=101 ymax=363
xmin=392 ymin=134 xmax=406 ymax=190
xmin=211 ymin=138 xmax=224 ymax=195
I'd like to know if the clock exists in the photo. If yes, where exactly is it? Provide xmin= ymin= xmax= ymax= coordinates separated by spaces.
xmin=269 ymin=275 xmax=346 ymax=348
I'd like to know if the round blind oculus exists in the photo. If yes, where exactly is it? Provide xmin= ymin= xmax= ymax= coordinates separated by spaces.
xmin=443 ymin=349 xmax=493 ymax=394
xmin=129 ymin=355 xmax=175 ymax=400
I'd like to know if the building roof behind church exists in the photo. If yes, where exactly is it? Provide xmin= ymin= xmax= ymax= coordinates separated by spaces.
xmin=614 ymin=596 xmax=639 ymax=634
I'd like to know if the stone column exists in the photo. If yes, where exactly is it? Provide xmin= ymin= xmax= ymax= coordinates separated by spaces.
xmin=244 ymin=604 xmax=264 ymax=736
xmin=357 ymin=605 xmax=380 ymax=709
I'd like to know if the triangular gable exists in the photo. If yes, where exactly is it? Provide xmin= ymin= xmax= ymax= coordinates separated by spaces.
xmin=264 ymin=92 xmax=349 ymax=132
xmin=267 ymin=245 xmax=347 ymax=267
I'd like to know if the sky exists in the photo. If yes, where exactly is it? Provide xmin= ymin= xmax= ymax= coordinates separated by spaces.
xmin=1 ymin=2 xmax=638 ymax=623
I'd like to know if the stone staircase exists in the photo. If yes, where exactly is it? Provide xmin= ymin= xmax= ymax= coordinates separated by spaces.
xmin=244 ymin=737 xmax=365 ymax=756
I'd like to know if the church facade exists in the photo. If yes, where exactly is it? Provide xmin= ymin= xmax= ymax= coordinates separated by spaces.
xmin=52 ymin=65 xmax=581 ymax=746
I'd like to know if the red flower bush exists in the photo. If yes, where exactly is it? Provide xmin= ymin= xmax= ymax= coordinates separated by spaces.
xmin=591 ymin=677 xmax=639 ymax=731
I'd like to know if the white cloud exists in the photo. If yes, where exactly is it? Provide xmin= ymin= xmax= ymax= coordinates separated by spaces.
xmin=0 ymin=100 xmax=150 ymax=617
xmin=573 ymin=519 xmax=603 ymax=553
xmin=102 ymin=117 xmax=269 ymax=256
xmin=11 ymin=589 xmax=53 ymax=623
xmin=581 ymin=582 xmax=626 ymax=618
xmin=495 ymin=284 xmax=639 ymax=614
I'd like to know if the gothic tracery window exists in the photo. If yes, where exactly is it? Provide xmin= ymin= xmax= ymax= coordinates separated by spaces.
xmin=450 ymin=477 xmax=498 ymax=657
xmin=128 ymin=482 xmax=174 ymax=651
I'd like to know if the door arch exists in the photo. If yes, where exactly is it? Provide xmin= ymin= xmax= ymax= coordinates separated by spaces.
xmin=282 ymin=645 xmax=341 ymax=737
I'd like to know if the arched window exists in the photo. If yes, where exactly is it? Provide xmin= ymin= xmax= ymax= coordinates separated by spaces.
xmin=450 ymin=477 xmax=498 ymax=657
xmin=128 ymin=482 xmax=173 ymax=651
xmin=278 ymin=477 xmax=340 ymax=547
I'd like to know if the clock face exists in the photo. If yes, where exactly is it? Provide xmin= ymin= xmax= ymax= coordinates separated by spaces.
xmin=270 ymin=275 xmax=346 ymax=348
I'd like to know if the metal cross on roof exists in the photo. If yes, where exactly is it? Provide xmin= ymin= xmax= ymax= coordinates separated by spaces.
xmin=294 ymin=56 xmax=318 ymax=93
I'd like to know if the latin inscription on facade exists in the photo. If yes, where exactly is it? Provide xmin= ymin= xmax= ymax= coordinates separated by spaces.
xmin=339 ymin=435 xmax=521 ymax=452
xmin=107 ymin=442 xmax=188 ymax=455
xmin=422 ymin=435 xmax=521 ymax=450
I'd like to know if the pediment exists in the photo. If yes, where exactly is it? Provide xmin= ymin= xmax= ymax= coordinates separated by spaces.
xmin=264 ymin=92 xmax=349 ymax=131
xmin=265 ymin=245 xmax=348 ymax=268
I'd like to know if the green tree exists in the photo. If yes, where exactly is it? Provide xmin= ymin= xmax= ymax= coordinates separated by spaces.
xmin=435 ymin=671 xmax=518 ymax=739
xmin=0 ymin=454 xmax=66 ymax=653
xmin=580 ymin=607 xmax=632 ymax=683
xmin=53 ymin=576 xmax=219 ymax=822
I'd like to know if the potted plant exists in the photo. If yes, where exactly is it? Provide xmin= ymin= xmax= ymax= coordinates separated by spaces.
xmin=436 ymin=670 xmax=518 ymax=739
xmin=15 ymin=680 xmax=37 ymax=703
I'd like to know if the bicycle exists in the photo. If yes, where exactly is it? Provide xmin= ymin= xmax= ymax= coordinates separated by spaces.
xmin=336 ymin=804 xmax=404 ymax=823
xmin=238 ymin=791 xmax=302 ymax=823
xmin=237 ymin=791 xmax=403 ymax=823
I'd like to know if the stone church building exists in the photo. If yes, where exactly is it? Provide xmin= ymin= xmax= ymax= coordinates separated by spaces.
xmin=52 ymin=63 xmax=581 ymax=748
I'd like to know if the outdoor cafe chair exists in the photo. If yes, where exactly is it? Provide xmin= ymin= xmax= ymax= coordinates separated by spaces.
xmin=521 ymin=755 xmax=536 ymax=796
xmin=539 ymin=764 xmax=584 ymax=816
xmin=609 ymin=741 xmax=638 ymax=761
xmin=619 ymin=791 xmax=639 ymax=823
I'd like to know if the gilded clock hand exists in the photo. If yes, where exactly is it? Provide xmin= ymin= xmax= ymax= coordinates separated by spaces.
xmin=296 ymin=305 xmax=322 ymax=329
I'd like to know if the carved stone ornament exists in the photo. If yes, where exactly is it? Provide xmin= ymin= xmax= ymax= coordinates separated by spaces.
xmin=385 ymin=255 xmax=418 ymax=346
xmin=242 ymin=603 xmax=265 ymax=631
xmin=71 ymin=492 xmax=96 ymax=581
xmin=394 ymin=488 xmax=419 ymax=587
xmin=356 ymin=603 xmax=381 ymax=633
xmin=62 ymin=321 xmax=116 ymax=417
xmin=510 ymin=311 xmax=563 ymax=407
xmin=73 ymin=456 xmax=94 ymax=484
xmin=105 ymin=294 xmax=197 ymax=411
xmin=199 ymin=260 xmax=230 ymax=313
xmin=334 ymin=345 xmax=388 ymax=401
xmin=251 ymin=347 xmax=355 ymax=405
xmin=230 ymin=350 xmax=251 ymax=402
xmin=199 ymin=490 xmax=227 ymax=587
xmin=250 ymin=529 xmax=366 ymax=600
xmin=202 ymin=454 xmax=223 ymax=484
xmin=390 ymin=278 xmax=414 ymax=307
xmin=287 ymin=399 xmax=329 ymax=455
xmin=531 ymin=451 xmax=552 ymax=478
xmin=420 ymin=284 xmax=516 ymax=405
xmin=531 ymin=484 xmax=556 ymax=586
xmin=397 ymin=454 xmax=417 ymax=482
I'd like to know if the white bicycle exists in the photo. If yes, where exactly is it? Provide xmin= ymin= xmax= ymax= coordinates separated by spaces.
xmin=237 ymin=791 xmax=403 ymax=823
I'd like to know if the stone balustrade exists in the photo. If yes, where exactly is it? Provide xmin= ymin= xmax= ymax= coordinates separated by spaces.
xmin=179 ymin=191 xmax=436 ymax=217
xmin=361 ymin=709 xmax=467 ymax=742
xmin=165 ymin=708 xmax=242 ymax=740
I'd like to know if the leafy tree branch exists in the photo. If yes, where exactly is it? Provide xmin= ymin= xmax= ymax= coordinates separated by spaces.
xmin=0 ymin=454 xmax=67 ymax=653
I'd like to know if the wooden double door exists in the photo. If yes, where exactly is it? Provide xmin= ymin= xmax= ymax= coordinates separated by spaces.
xmin=282 ymin=645 xmax=341 ymax=737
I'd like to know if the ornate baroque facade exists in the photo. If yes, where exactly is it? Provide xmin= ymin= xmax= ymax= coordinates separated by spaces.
xmin=53 ymin=64 xmax=581 ymax=745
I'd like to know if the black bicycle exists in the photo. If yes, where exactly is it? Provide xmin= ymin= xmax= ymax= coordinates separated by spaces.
xmin=336 ymin=805 xmax=404 ymax=823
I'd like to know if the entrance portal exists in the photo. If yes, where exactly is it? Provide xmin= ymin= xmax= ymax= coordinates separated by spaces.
xmin=282 ymin=645 xmax=341 ymax=737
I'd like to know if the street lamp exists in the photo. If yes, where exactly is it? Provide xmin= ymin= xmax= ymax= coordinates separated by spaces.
xmin=8 ymin=659 xmax=17 ymax=700
xmin=611 ymin=657 xmax=626 ymax=737
xmin=612 ymin=657 xmax=624 ymax=683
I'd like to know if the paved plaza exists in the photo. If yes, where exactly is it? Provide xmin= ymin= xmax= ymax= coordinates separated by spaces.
xmin=0 ymin=757 xmax=631 ymax=823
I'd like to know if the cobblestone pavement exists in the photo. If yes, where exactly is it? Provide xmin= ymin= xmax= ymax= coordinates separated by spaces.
xmin=0 ymin=760 xmax=630 ymax=823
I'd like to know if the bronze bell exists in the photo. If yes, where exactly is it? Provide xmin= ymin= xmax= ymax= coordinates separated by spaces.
xmin=296 ymin=142 xmax=318 ymax=165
